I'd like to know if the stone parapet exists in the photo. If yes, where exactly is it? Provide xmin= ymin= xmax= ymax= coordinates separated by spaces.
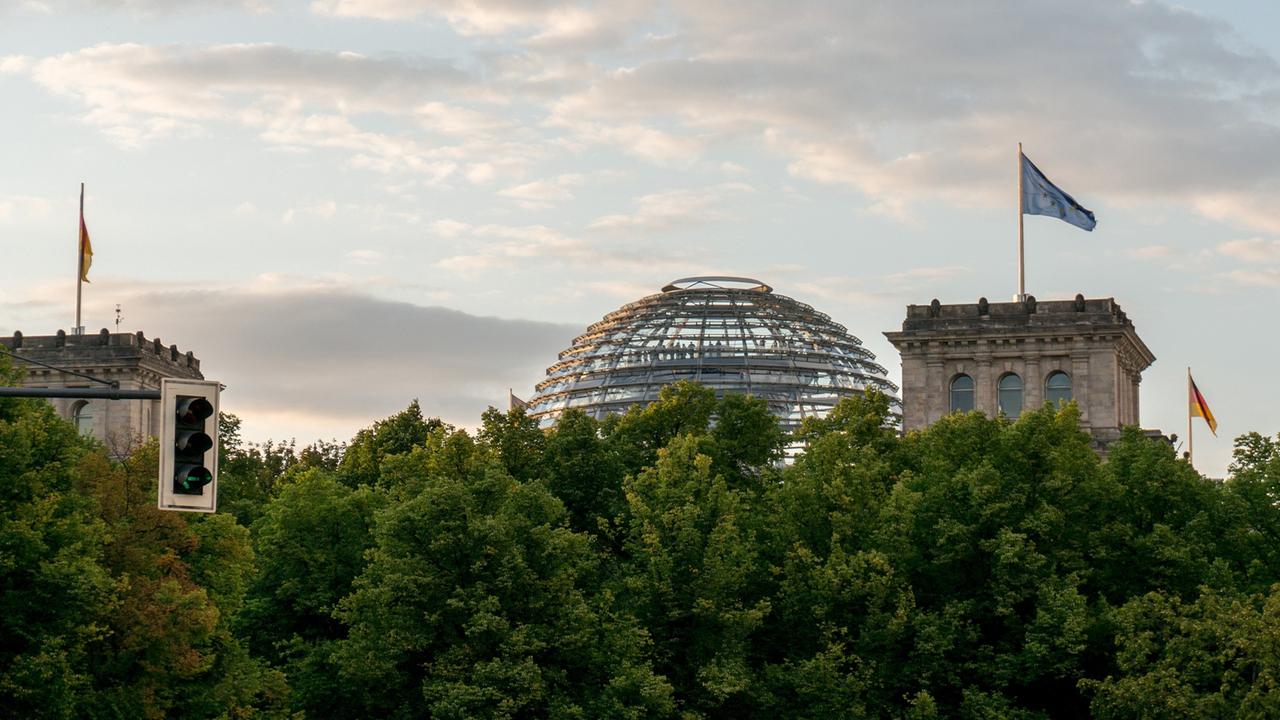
xmin=1 ymin=329 xmax=205 ymax=452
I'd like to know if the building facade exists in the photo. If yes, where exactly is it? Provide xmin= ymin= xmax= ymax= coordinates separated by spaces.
xmin=1 ymin=329 xmax=204 ymax=451
xmin=884 ymin=295 xmax=1155 ymax=444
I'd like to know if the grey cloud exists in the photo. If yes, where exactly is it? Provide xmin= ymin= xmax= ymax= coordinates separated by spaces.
xmin=33 ymin=43 xmax=467 ymax=112
xmin=549 ymin=0 xmax=1280 ymax=222
xmin=7 ymin=0 xmax=269 ymax=13
xmin=121 ymin=288 xmax=579 ymax=433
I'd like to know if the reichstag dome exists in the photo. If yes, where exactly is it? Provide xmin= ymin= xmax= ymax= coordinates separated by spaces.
xmin=524 ymin=276 xmax=899 ymax=431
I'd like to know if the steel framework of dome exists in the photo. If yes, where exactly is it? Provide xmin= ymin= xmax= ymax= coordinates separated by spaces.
xmin=525 ymin=276 xmax=899 ymax=431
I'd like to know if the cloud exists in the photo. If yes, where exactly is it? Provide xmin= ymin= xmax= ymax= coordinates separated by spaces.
xmin=1126 ymin=245 xmax=1175 ymax=260
xmin=309 ymin=0 xmax=624 ymax=42
xmin=12 ymin=1 xmax=1280 ymax=237
xmin=68 ymin=286 xmax=579 ymax=439
xmin=0 ymin=56 xmax=30 ymax=73
xmin=1216 ymin=268 xmax=1280 ymax=287
xmin=347 ymin=249 xmax=385 ymax=263
xmin=588 ymin=182 xmax=753 ymax=234
xmin=1218 ymin=237 xmax=1280 ymax=263
xmin=0 ymin=195 xmax=54 ymax=221
xmin=24 ymin=43 xmax=468 ymax=148
xmin=435 ymin=222 xmax=697 ymax=276
xmin=281 ymin=199 xmax=338 ymax=224
xmin=7 ymin=0 xmax=273 ymax=15
xmin=544 ymin=0 xmax=1280 ymax=229
xmin=497 ymin=173 xmax=582 ymax=208
xmin=432 ymin=219 xmax=472 ymax=237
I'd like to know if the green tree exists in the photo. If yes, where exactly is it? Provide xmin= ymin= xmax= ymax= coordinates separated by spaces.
xmin=542 ymin=408 xmax=626 ymax=538
xmin=0 ymin=390 xmax=114 ymax=719
xmin=1222 ymin=432 xmax=1280 ymax=591
xmin=82 ymin=443 xmax=288 ymax=719
xmin=605 ymin=382 xmax=717 ymax=476
xmin=1084 ymin=587 xmax=1280 ymax=718
xmin=217 ymin=412 xmax=346 ymax=527
xmin=338 ymin=454 xmax=672 ymax=719
xmin=337 ymin=399 xmax=444 ymax=487
xmin=240 ymin=469 xmax=384 ymax=718
xmin=477 ymin=406 xmax=547 ymax=483
xmin=620 ymin=433 xmax=770 ymax=717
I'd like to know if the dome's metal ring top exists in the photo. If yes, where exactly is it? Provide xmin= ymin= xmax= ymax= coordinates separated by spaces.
xmin=661 ymin=276 xmax=773 ymax=293
xmin=524 ymin=279 xmax=898 ymax=431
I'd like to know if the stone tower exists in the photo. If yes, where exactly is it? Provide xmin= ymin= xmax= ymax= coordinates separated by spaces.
xmin=1 ymin=329 xmax=205 ymax=451
xmin=884 ymin=295 xmax=1155 ymax=444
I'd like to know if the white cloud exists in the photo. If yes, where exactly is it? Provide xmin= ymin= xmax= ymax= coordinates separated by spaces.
xmin=347 ymin=249 xmax=384 ymax=263
xmin=10 ymin=1 xmax=1280 ymax=240
xmin=435 ymin=221 xmax=696 ymax=276
xmin=309 ymin=0 xmax=634 ymax=43
xmin=281 ymin=200 xmax=337 ymax=224
xmin=589 ymin=182 xmax=753 ymax=234
xmin=466 ymin=163 xmax=495 ymax=184
xmin=1217 ymin=268 xmax=1280 ymax=286
xmin=23 ymin=42 xmax=468 ymax=151
xmin=0 ymin=56 xmax=30 ymax=74
xmin=497 ymin=173 xmax=582 ymax=207
xmin=0 ymin=195 xmax=53 ymax=221
xmin=1126 ymin=245 xmax=1175 ymax=260
xmin=1218 ymin=237 xmax=1280 ymax=263
xmin=432 ymin=219 xmax=471 ymax=237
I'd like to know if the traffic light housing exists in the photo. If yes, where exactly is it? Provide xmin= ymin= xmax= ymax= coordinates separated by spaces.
xmin=158 ymin=378 xmax=220 ymax=513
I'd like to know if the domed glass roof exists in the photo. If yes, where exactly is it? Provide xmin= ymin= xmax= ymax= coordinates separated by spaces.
xmin=525 ymin=276 xmax=899 ymax=431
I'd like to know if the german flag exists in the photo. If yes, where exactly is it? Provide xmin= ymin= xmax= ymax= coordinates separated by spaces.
xmin=79 ymin=213 xmax=92 ymax=282
xmin=1189 ymin=373 xmax=1217 ymax=436
xmin=79 ymin=184 xmax=92 ymax=283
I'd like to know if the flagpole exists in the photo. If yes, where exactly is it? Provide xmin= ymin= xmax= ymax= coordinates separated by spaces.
xmin=1017 ymin=143 xmax=1025 ymax=301
xmin=1186 ymin=366 xmax=1193 ymax=466
xmin=76 ymin=182 xmax=84 ymax=335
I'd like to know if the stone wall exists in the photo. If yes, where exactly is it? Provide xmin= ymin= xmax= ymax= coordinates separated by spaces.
xmin=1 ymin=329 xmax=204 ymax=452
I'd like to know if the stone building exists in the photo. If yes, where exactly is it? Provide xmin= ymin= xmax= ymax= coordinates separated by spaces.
xmin=884 ymin=295 xmax=1155 ymax=445
xmin=0 ymin=329 xmax=204 ymax=451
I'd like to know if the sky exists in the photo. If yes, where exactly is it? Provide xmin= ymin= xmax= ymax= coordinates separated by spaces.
xmin=1 ymin=0 xmax=1277 ymax=478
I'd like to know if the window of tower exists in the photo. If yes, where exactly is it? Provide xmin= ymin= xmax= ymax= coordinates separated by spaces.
xmin=950 ymin=374 xmax=975 ymax=413
xmin=72 ymin=400 xmax=94 ymax=435
xmin=999 ymin=373 xmax=1023 ymax=418
xmin=1045 ymin=371 xmax=1072 ymax=406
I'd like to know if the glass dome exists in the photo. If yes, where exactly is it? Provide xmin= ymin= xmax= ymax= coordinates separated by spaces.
xmin=525 ymin=276 xmax=899 ymax=431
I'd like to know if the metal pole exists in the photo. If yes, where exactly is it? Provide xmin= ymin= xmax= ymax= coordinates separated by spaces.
xmin=1186 ymin=367 xmax=1193 ymax=466
xmin=0 ymin=387 xmax=160 ymax=400
xmin=1017 ymin=143 xmax=1025 ymax=301
xmin=76 ymin=182 xmax=84 ymax=335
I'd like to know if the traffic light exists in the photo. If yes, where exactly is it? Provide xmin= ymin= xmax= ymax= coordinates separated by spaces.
xmin=158 ymin=378 xmax=220 ymax=513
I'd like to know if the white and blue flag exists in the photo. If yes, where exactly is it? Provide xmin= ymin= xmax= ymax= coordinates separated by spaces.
xmin=1020 ymin=153 xmax=1096 ymax=231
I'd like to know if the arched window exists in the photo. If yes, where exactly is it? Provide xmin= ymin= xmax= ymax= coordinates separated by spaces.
xmin=998 ymin=373 xmax=1023 ymax=418
xmin=1045 ymin=371 xmax=1072 ymax=406
xmin=72 ymin=400 xmax=94 ymax=435
xmin=950 ymin=374 xmax=974 ymax=413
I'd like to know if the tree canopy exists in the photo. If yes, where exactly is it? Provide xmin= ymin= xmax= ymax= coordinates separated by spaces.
xmin=3 ymin=374 xmax=1279 ymax=718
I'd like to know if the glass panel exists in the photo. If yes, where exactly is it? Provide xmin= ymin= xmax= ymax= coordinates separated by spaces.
xmin=998 ymin=374 xmax=1023 ymax=418
xmin=1045 ymin=371 xmax=1072 ymax=406
xmin=950 ymin=374 xmax=974 ymax=413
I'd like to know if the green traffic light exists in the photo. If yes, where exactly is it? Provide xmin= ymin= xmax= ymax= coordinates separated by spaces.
xmin=175 ymin=464 xmax=213 ymax=494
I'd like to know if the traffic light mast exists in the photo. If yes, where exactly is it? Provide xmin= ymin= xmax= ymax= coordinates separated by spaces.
xmin=158 ymin=378 xmax=220 ymax=513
